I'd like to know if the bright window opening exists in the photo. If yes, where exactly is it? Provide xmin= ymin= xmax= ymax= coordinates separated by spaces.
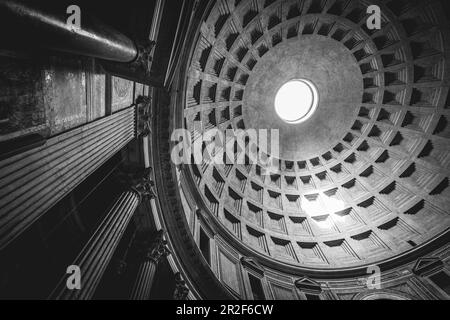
xmin=274 ymin=79 xmax=318 ymax=124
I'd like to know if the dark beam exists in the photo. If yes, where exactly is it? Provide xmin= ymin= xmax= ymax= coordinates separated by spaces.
xmin=0 ymin=0 xmax=138 ymax=63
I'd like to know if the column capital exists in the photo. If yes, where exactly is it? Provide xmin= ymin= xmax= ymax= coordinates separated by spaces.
xmin=135 ymin=40 xmax=156 ymax=76
xmin=143 ymin=230 xmax=170 ymax=263
xmin=131 ymin=177 xmax=156 ymax=202
xmin=135 ymin=95 xmax=151 ymax=106
xmin=125 ymin=167 xmax=157 ymax=202
xmin=136 ymin=94 xmax=152 ymax=137
xmin=173 ymin=272 xmax=190 ymax=300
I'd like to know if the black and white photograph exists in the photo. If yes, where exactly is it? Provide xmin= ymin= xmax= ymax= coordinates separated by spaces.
xmin=0 ymin=0 xmax=449 ymax=307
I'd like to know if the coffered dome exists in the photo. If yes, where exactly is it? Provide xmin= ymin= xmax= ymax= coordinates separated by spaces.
xmin=182 ymin=0 xmax=450 ymax=269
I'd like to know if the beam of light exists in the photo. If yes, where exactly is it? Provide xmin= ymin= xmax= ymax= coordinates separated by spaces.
xmin=302 ymin=194 xmax=347 ymax=228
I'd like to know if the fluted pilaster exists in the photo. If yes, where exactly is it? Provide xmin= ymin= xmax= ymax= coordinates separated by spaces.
xmin=0 ymin=106 xmax=136 ymax=250
xmin=129 ymin=230 xmax=170 ymax=300
xmin=50 ymin=190 xmax=140 ymax=300
xmin=129 ymin=260 xmax=156 ymax=300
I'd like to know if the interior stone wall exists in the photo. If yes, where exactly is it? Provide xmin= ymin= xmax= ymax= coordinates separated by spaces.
xmin=0 ymin=55 xmax=144 ymax=143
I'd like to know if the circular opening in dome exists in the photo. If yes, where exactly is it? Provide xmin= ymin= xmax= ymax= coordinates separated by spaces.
xmin=274 ymin=79 xmax=319 ymax=124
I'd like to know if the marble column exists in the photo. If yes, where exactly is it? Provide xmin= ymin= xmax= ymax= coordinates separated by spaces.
xmin=0 ymin=1 xmax=138 ymax=63
xmin=0 ymin=106 xmax=136 ymax=250
xmin=50 ymin=175 xmax=153 ymax=300
xmin=129 ymin=230 xmax=170 ymax=300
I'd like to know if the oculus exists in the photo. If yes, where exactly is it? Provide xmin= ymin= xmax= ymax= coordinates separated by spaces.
xmin=274 ymin=79 xmax=319 ymax=124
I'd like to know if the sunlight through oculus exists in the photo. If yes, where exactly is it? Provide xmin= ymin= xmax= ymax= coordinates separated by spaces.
xmin=274 ymin=79 xmax=318 ymax=124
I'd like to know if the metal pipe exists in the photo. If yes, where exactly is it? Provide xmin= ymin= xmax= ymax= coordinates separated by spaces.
xmin=0 ymin=0 xmax=138 ymax=62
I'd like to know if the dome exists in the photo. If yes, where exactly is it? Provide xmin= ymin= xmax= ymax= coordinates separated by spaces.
xmin=181 ymin=0 xmax=450 ymax=270
xmin=1 ymin=0 xmax=450 ymax=301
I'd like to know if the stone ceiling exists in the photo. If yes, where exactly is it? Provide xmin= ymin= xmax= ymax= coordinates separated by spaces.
xmin=182 ymin=0 xmax=450 ymax=269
